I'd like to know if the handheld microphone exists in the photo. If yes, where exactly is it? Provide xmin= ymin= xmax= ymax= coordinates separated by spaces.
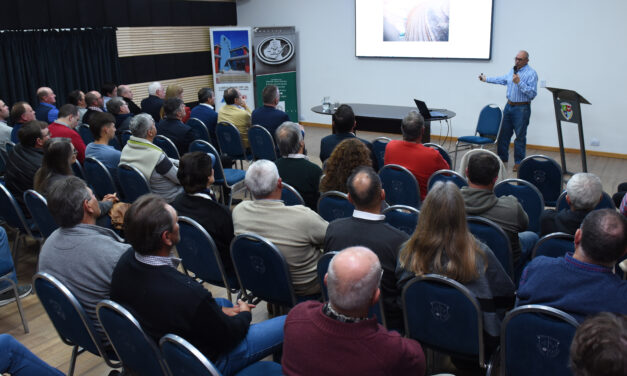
xmin=513 ymin=65 xmax=519 ymax=74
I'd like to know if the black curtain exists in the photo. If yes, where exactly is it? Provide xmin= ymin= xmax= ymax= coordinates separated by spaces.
xmin=0 ymin=27 xmax=119 ymax=108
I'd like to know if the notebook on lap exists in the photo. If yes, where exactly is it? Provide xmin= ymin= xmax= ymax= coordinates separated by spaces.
xmin=414 ymin=99 xmax=446 ymax=120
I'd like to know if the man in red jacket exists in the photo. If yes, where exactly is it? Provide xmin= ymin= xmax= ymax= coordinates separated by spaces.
xmin=282 ymin=246 xmax=426 ymax=376
xmin=48 ymin=104 xmax=86 ymax=163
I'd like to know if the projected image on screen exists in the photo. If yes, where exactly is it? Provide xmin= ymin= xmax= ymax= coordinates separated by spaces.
xmin=383 ymin=0 xmax=450 ymax=42
xmin=357 ymin=0 xmax=493 ymax=59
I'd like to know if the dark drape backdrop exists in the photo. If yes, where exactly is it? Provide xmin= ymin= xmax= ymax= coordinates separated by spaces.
xmin=0 ymin=27 xmax=119 ymax=107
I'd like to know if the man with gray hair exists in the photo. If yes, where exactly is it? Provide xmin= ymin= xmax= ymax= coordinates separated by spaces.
xmin=190 ymin=87 xmax=218 ymax=146
xmin=157 ymin=97 xmax=195 ymax=156
xmin=282 ymin=246 xmax=426 ymax=375
xmin=275 ymin=121 xmax=322 ymax=210
xmin=540 ymin=172 xmax=603 ymax=235
xmin=232 ymin=159 xmax=328 ymax=296
xmin=48 ymin=104 xmax=86 ymax=162
xmin=117 ymin=84 xmax=141 ymax=114
xmin=141 ymin=81 xmax=166 ymax=122
xmin=38 ymin=176 xmax=129 ymax=338
xmin=384 ymin=110 xmax=449 ymax=200
xmin=119 ymin=113 xmax=183 ymax=202
xmin=106 ymin=96 xmax=133 ymax=134
xmin=35 ymin=86 xmax=59 ymax=123
xmin=251 ymin=85 xmax=289 ymax=137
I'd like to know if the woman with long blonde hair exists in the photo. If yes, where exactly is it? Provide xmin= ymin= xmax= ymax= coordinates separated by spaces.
xmin=396 ymin=181 xmax=514 ymax=346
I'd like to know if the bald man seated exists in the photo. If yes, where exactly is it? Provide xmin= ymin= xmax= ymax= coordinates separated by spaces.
xmin=281 ymin=246 xmax=425 ymax=376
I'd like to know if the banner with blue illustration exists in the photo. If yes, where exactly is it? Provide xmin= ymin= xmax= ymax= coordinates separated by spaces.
xmin=253 ymin=26 xmax=298 ymax=122
xmin=210 ymin=27 xmax=255 ymax=112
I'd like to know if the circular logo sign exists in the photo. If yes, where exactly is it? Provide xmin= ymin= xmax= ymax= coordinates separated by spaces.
xmin=256 ymin=37 xmax=295 ymax=65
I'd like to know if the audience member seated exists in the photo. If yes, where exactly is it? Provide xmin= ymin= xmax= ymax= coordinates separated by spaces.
xmin=119 ymin=113 xmax=183 ymax=202
xmin=0 ymin=334 xmax=64 ymax=376
xmin=517 ymin=209 xmax=627 ymax=321
xmin=172 ymin=151 xmax=236 ymax=277
xmin=85 ymin=112 xmax=121 ymax=170
xmin=110 ymin=194 xmax=285 ymax=375
xmin=117 ymin=84 xmax=141 ymax=115
xmin=38 ymin=176 xmax=129 ymax=338
xmin=324 ymin=166 xmax=408 ymax=331
xmin=540 ymin=173 xmax=603 ymax=236
xmin=34 ymin=86 xmax=59 ymax=123
xmin=161 ymin=84 xmax=190 ymax=123
xmin=9 ymin=101 xmax=36 ymax=143
xmin=105 ymin=97 xmax=133 ymax=135
xmin=233 ymin=160 xmax=328 ymax=296
xmin=190 ymin=87 xmax=218 ymax=145
xmin=396 ymin=181 xmax=515 ymax=348
xmin=569 ymin=312 xmax=627 ymax=376
xmin=48 ymin=104 xmax=86 ymax=163
xmin=217 ymin=87 xmax=252 ymax=149
xmin=275 ymin=121 xmax=322 ymax=210
xmin=319 ymin=138 xmax=372 ymax=194
xmin=282 ymin=246 xmax=426 ymax=376
xmin=461 ymin=152 xmax=538 ymax=269
xmin=5 ymin=121 xmax=49 ymax=210
xmin=0 ymin=227 xmax=31 ymax=306
xmin=82 ymin=90 xmax=104 ymax=126
xmin=157 ymin=97 xmax=195 ymax=156
xmin=384 ymin=110 xmax=449 ymax=200
xmin=319 ymin=104 xmax=374 ymax=167
xmin=251 ymin=85 xmax=290 ymax=137
xmin=67 ymin=89 xmax=87 ymax=122
xmin=140 ymin=81 xmax=165 ymax=122
xmin=101 ymin=82 xmax=117 ymax=111
xmin=0 ymin=99 xmax=12 ymax=150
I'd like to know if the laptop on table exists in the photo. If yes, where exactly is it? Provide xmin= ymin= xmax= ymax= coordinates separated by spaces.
xmin=414 ymin=99 xmax=447 ymax=120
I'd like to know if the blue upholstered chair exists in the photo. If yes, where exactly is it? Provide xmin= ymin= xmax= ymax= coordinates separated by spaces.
xmin=248 ymin=125 xmax=277 ymax=161
xmin=120 ymin=130 xmax=132 ymax=149
xmin=23 ymin=189 xmax=58 ymax=238
xmin=216 ymin=122 xmax=252 ymax=169
xmin=0 ymin=227 xmax=29 ymax=333
xmin=77 ymin=123 xmax=95 ymax=145
xmin=555 ymin=190 xmax=615 ymax=211
xmin=117 ymin=163 xmax=151 ymax=203
xmin=379 ymin=164 xmax=421 ymax=208
xmin=427 ymin=169 xmax=468 ymax=192
xmin=453 ymin=104 xmax=502 ymax=169
xmin=501 ymin=304 xmax=579 ymax=376
xmin=467 ymin=216 xmax=514 ymax=279
xmin=372 ymin=137 xmax=391 ymax=171
xmin=494 ymin=178 xmax=545 ymax=233
xmin=187 ymin=117 xmax=210 ymax=143
xmin=317 ymin=191 xmax=354 ymax=222
xmin=424 ymin=142 xmax=453 ymax=168
xmin=518 ymin=155 xmax=563 ymax=207
xmin=154 ymin=134 xmax=181 ymax=160
xmin=72 ymin=160 xmax=85 ymax=180
xmin=382 ymin=205 xmax=419 ymax=236
xmin=281 ymin=182 xmax=305 ymax=206
xmin=531 ymin=232 xmax=574 ymax=259
xmin=83 ymin=157 xmax=119 ymax=199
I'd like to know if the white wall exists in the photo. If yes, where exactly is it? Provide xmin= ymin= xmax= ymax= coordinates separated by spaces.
xmin=237 ymin=0 xmax=627 ymax=155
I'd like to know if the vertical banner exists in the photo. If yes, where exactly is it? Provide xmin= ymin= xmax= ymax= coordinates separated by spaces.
xmin=210 ymin=27 xmax=255 ymax=112
xmin=253 ymin=27 xmax=298 ymax=122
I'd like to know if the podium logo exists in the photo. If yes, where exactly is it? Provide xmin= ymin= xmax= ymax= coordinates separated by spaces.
xmin=256 ymin=37 xmax=295 ymax=65
xmin=560 ymin=102 xmax=573 ymax=121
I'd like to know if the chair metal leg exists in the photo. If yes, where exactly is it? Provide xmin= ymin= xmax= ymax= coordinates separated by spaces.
xmin=11 ymin=233 xmax=21 ymax=275
xmin=68 ymin=345 xmax=79 ymax=376
xmin=12 ymin=281 xmax=29 ymax=333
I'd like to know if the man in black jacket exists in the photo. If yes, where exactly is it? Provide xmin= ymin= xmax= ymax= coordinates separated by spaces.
xmin=5 ymin=121 xmax=50 ymax=210
xmin=110 ymin=195 xmax=285 ymax=375
xmin=157 ymin=98 xmax=195 ymax=156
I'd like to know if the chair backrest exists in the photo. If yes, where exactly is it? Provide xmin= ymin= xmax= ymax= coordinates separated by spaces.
xmin=154 ymin=135 xmax=180 ymax=160
xmin=372 ymin=137 xmax=391 ymax=171
xmin=33 ymin=272 xmax=115 ymax=364
xmin=423 ymin=142 xmax=453 ymax=168
xmin=160 ymin=334 xmax=221 ymax=376
xmin=317 ymin=191 xmax=354 ymax=222
xmin=5 ymin=141 xmax=15 ymax=154
xmin=120 ymin=130 xmax=132 ymax=148
xmin=467 ymin=216 xmax=514 ymax=278
xmin=216 ymin=122 xmax=246 ymax=159
xmin=187 ymin=117 xmax=210 ymax=142
xmin=72 ymin=160 xmax=85 ymax=180
xmin=281 ymin=182 xmax=305 ymax=206
xmin=177 ymin=216 xmax=234 ymax=290
xmin=97 ymin=300 xmax=169 ymax=376
xmin=83 ymin=157 xmax=118 ymax=199
xmin=230 ymin=233 xmax=297 ymax=307
xmin=501 ymin=304 xmax=579 ymax=376
xmin=427 ymin=169 xmax=468 ymax=192
xmin=475 ymin=104 xmax=502 ymax=137
xmin=531 ymin=232 xmax=574 ymax=259
xmin=0 ymin=183 xmax=32 ymax=235
xmin=77 ymin=123 xmax=95 ymax=145
xmin=402 ymin=274 xmax=486 ymax=367
xmin=379 ymin=164 xmax=421 ymax=208
xmin=316 ymin=252 xmax=337 ymax=301
xmin=118 ymin=163 xmax=151 ymax=203
xmin=494 ymin=178 xmax=545 ymax=233
xmin=518 ymin=155 xmax=563 ymax=206
xmin=0 ymin=147 xmax=6 ymax=175
xmin=23 ymin=190 xmax=58 ymax=238
xmin=382 ymin=205 xmax=419 ymax=236
xmin=189 ymin=140 xmax=227 ymax=184
xmin=556 ymin=190 xmax=615 ymax=212
xmin=109 ymin=136 xmax=121 ymax=151
xmin=248 ymin=125 xmax=277 ymax=161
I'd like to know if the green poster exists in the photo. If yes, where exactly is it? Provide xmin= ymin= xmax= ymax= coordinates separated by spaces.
xmin=255 ymin=72 xmax=298 ymax=122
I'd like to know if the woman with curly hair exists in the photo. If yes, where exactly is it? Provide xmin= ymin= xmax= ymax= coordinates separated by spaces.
xmin=159 ymin=83 xmax=191 ymax=122
xmin=396 ymin=181 xmax=514 ymax=353
xmin=319 ymin=138 xmax=372 ymax=193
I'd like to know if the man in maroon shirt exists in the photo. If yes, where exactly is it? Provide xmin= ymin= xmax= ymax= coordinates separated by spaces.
xmin=384 ymin=111 xmax=449 ymax=200
xmin=48 ymin=104 xmax=86 ymax=163
xmin=282 ymin=246 xmax=425 ymax=376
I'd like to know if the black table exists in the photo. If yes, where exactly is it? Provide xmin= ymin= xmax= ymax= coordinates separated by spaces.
xmin=311 ymin=103 xmax=455 ymax=143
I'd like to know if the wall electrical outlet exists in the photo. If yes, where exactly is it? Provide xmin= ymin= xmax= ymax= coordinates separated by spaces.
xmin=590 ymin=138 xmax=600 ymax=146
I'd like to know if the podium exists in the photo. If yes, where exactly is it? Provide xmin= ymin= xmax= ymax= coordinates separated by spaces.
xmin=546 ymin=87 xmax=590 ymax=174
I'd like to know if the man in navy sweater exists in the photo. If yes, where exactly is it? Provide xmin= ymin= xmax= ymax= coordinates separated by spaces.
xmin=190 ymin=87 xmax=218 ymax=146
xmin=517 ymin=209 xmax=627 ymax=322
xmin=110 ymin=194 xmax=285 ymax=375
xmin=251 ymin=85 xmax=289 ymax=138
